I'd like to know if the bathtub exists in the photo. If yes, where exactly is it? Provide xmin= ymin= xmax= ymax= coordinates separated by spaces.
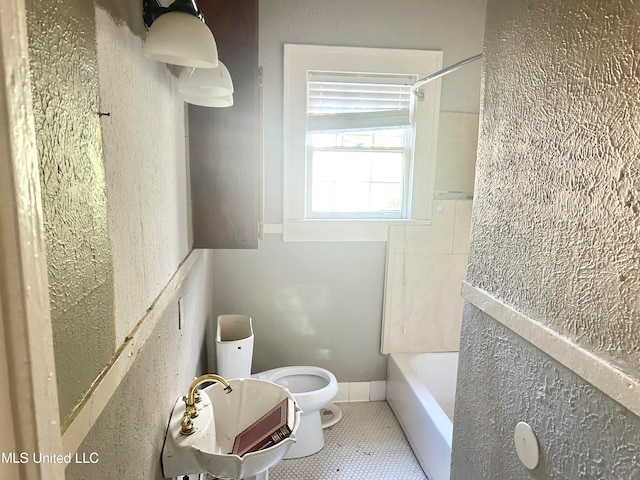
xmin=386 ymin=352 xmax=459 ymax=480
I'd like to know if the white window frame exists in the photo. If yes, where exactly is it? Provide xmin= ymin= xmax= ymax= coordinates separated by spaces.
xmin=283 ymin=44 xmax=442 ymax=241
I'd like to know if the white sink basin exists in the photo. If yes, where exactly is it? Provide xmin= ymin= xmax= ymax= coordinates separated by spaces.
xmin=162 ymin=378 xmax=300 ymax=479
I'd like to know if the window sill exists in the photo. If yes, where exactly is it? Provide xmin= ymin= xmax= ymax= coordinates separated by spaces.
xmin=281 ymin=219 xmax=431 ymax=242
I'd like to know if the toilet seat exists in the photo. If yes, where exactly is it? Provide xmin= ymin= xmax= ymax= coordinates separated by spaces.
xmin=256 ymin=366 xmax=337 ymax=411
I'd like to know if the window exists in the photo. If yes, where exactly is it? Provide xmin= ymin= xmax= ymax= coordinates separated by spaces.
xmin=307 ymin=72 xmax=413 ymax=219
xmin=284 ymin=45 xmax=442 ymax=241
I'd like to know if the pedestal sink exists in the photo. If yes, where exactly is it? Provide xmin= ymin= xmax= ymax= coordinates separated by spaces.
xmin=162 ymin=378 xmax=300 ymax=479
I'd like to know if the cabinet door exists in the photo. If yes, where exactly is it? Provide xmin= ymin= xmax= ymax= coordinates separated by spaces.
xmin=189 ymin=0 xmax=259 ymax=248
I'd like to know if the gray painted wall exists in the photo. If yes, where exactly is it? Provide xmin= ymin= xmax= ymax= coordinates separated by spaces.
xmin=453 ymin=0 xmax=640 ymax=477
xmin=210 ymin=237 xmax=387 ymax=380
xmin=260 ymin=0 xmax=486 ymax=223
xmin=209 ymin=0 xmax=487 ymax=382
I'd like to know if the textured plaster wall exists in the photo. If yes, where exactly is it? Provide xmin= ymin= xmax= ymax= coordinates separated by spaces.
xmin=66 ymin=252 xmax=213 ymax=480
xmin=27 ymin=3 xmax=196 ymax=473
xmin=65 ymin=2 xmax=200 ymax=474
xmin=454 ymin=0 xmax=640 ymax=476
xmin=25 ymin=0 xmax=116 ymax=422
xmin=95 ymin=7 xmax=190 ymax=345
xmin=468 ymin=0 xmax=640 ymax=373
xmin=452 ymin=304 xmax=640 ymax=479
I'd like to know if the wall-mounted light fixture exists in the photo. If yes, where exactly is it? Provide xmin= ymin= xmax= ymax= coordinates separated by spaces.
xmin=143 ymin=0 xmax=218 ymax=68
xmin=183 ymin=94 xmax=234 ymax=108
xmin=178 ymin=62 xmax=234 ymax=97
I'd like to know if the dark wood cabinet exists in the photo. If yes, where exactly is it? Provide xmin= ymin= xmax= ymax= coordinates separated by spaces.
xmin=189 ymin=0 xmax=260 ymax=248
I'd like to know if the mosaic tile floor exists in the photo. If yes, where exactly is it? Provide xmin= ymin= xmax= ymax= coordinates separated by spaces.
xmin=269 ymin=401 xmax=427 ymax=480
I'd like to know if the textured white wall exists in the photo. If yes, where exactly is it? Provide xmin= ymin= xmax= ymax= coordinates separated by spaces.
xmin=469 ymin=0 xmax=640 ymax=385
xmin=26 ymin=0 xmax=116 ymax=421
xmin=453 ymin=305 xmax=640 ymax=479
xmin=26 ymin=0 xmax=210 ymax=474
xmin=454 ymin=0 xmax=640 ymax=477
xmin=67 ymin=251 xmax=214 ymax=479
xmin=96 ymin=7 xmax=191 ymax=344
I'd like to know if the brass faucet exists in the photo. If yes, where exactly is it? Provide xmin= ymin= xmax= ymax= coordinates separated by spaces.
xmin=180 ymin=374 xmax=233 ymax=435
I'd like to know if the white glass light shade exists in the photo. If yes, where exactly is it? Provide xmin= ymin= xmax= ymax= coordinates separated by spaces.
xmin=184 ymin=94 xmax=234 ymax=108
xmin=178 ymin=62 xmax=234 ymax=97
xmin=143 ymin=11 xmax=218 ymax=68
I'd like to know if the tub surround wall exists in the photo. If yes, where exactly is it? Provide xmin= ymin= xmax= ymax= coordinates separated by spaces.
xmin=434 ymin=112 xmax=478 ymax=196
xmin=382 ymin=200 xmax=472 ymax=354
xmin=453 ymin=0 xmax=640 ymax=477
xmin=382 ymin=113 xmax=477 ymax=354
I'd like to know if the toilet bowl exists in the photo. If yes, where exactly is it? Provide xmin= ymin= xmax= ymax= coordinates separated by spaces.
xmin=254 ymin=366 xmax=338 ymax=458
xmin=213 ymin=315 xmax=340 ymax=459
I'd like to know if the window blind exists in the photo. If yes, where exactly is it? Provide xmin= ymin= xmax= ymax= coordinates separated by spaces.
xmin=307 ymin=72 xmax=414 ymax=132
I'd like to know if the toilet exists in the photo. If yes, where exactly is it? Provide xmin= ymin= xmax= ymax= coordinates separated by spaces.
xmin=254 ymin=366 xmax=338 ymax=458
xmin=213 ymin=315 xmax=340 ymax=459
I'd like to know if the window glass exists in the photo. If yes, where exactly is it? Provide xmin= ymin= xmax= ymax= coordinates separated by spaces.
xmin=306 ymin=72 xmax=412 ymax=219
xmin=283 ymin=45 xmax=443 ymax=241
xmin=310 ymin=149 xmax=404 ymax=215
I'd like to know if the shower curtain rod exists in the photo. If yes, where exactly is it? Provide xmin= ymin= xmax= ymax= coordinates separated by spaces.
xmin=413 ymin=53 xmax=483 ymax=99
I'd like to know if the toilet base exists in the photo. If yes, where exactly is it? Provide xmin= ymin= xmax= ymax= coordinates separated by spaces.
xmin=284 ymin=411 xmax=324 ymax=459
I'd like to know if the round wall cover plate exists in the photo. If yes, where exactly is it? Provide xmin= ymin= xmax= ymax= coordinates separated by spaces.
xmin=514 ymin=421 xmax=540 ymax=470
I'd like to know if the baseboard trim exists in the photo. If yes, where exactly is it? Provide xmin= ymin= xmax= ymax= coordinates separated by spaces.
xmin=334 ymin=381 xmax=387 ymax=403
